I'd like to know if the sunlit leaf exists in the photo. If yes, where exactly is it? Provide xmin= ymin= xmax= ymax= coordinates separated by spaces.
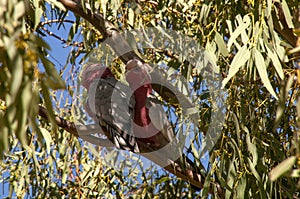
xmin=46 ymin=0 xmax=66 ymax=11
xmin=227 ymin=15 xmax=251 ymax=50
xmin=269 ymin=156 xmax=297 ymax=181
xmin=265 ymin=44 xmax=284 ymax=79
xmin=14 ymin=1 xmax=25 ymax=20
xmin=40 ymin=128 xmax=52 ymax=154
xmin=215 ymin=32 xmax=228 ymax=57
xmin=280 ymin=0 xmax=294 ymax=29
xmin=33 ymin=0 xmax=43 ymax=29
xmin=222 ymin=45 xmax=250 ymax=88
xmin=254 ymin=49 xmax=278 ymax=99
xmin=128 ymin=8 xmax=134 ymax=27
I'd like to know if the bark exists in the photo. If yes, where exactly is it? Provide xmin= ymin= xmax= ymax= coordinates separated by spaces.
xmin=273 ymin=2 xmax=300 ymax=48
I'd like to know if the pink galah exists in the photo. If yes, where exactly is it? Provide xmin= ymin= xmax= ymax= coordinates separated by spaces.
xmin=81 ymin=63 xmax=139 ymax=152
xmin=125 ymin=59 xmax=173 ymax=148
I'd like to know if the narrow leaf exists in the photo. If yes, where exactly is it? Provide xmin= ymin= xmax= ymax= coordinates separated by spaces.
xmin=281 ymin=0 xmax=294 ymax=29
xmin=269 ymin=156 xmax=297 ymax=181
xmin=215 ymin=32 xmax=228 ymax=56
xmin=254 ymin=49 xmax=278 ymax=99
xmin=40 ymin=128 xmax=52 ymax=154
xmin=222 ymin=45 xmax=250 ymax=88
xmin=227 ymin=15 xmax=251 ymax=49
xmin=9 ymin=56 xmax=23 ymax=104
xmin=265 ymin=44 xmax=284 ymax=79
xmin=128 ymin=8 xmax=134 ymax=27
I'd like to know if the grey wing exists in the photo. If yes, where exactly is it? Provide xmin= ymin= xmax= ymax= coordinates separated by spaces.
xmin=88 ymin=77 xmax=139 ymax=152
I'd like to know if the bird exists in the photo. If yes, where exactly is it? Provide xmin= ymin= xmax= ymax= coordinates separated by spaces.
xmin=81 ymin=63 xmax=140 ymax=152
xmin=125 ymin=59 xmax=174 ymax=149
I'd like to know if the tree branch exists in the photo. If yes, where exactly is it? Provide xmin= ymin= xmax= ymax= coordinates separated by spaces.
xmin=57 ymin=0 xmax=196 ymax=111
xmin=37 ymin=105 xmax=223 ymax=197
xmin=273 ymin=2 xmax=300 ymax=48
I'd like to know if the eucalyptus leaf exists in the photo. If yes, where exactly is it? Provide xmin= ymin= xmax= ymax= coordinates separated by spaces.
xmin=227 ymin=15 xmax=251 ymax=50
xmin=254 ymin=49 xmax=278 ymax=99
xmin=222 ymin=45 xmax=250 ymax=88
xmin=40 ymin=127 xmax=52 ymax=154
xmin=215 ymin=32 xmax=228 ymax=57
xmin=280 ymin=0 xmax=294 ymax=29
xmin=269 ymin=156 xmax=297 ymax=181
xmin=265 ymin=44 xmax=284 ymax=79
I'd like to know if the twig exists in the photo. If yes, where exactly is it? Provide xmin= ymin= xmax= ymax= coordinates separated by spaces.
xmin=38 ymin=105 xmax=79 ymax=137
xmin=39 ymin=19 xmax=75 ymax=26
xmin=38 ymin=19 xmax=84 ymax=48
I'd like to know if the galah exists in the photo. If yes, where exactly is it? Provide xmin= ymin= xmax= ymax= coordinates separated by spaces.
xmin=81 ymin=63 xmax=139 ymax=152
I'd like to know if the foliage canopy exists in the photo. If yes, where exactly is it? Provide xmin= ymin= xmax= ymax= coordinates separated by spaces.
xmin=0 ymin=0 xmax=300 ymax=198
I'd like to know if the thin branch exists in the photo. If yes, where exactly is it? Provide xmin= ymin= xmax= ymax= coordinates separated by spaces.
xmin=39 ymin=26 xmax=84 ymax=47
xmin=39 ymin=19 xmax=75 ymax=26
xmin=38 ymin=105 xmax=79 ymax=137
xmin=38 ymin=19 xmax=84 ymax=47
xmin=48 ymin=0 xmax=224 ymax=196
xmin=273 ymin=2 xmax=299 ymax=47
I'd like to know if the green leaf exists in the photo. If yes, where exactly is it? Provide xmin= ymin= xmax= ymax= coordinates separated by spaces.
xmin=281 ymin=0 xmax=294 ymax=29
xmin=246 ymin=130 xmax=257 ymax=167
xmin=215 ymin=32 xmax=228 ymax=57
xmin=0 ymin=124 xmax=9 ymax=159
xmin=33 ymin=0 xmax=43 ymax=29
xmin=128 ymin=8 xmax=134 ymax=27
xmin=46 ymin=0 xmax=66 ymax=11
xmin=222 ymin=45 xmax=250 ymax=88
xmin=40 ymin=128 xmax=52 ymax=154
xmin=40 ymin=57 xmax=65 ymax=89
xmin=101 ymin=0 xmax=108 ymax=18
xmin=254 ymin=49 xmax=278 ymax=99
xmin=15 ymin=76 xmax=32 ymax=147
xmin=3 ymin=36 xmax=17 ymax=60
xmin=14 ymin=1 xmax=25 ymax=20
xmin=290 ymin=169 xmax=300 ymax=178
xmin=235 ymin=174 xmax=246 ymax=199
xmin=269 ymin=156 xmax=297 ymax=181
xmin=9 ymin=55 xmax=23 ymax=104
xmin=227 ymin=15 xmax=251 ymax=50
xmin=247 ymin=157 xmax=267 ymax=199
xmin=41 ymin=81 xmax=57 ymax=130
xmin=156 ymin=176 xmax=170 ymax=184
xmin=265 ymin=44 xmax=284 ymax=79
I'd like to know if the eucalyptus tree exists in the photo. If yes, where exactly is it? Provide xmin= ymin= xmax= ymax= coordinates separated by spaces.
xmin=0 ymin=0 xmax=299 ymax=198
